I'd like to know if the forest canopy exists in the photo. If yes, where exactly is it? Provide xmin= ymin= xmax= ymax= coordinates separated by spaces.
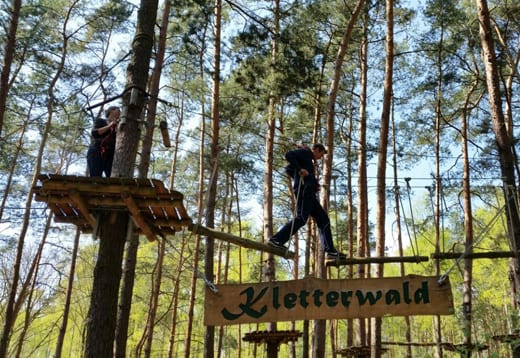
xmin=1 ymin=0 xmax=520 ymax=356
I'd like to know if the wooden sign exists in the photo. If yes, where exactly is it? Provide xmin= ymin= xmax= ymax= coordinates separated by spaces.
xmin=204 ymin=275 xmax=453 ymax=326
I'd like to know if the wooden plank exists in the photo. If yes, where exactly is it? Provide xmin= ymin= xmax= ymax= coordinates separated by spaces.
xmin=174 ymin=203 xmax=189 ymax=218
xmin=68 ymin=190 xmax=96 ymax=227
xmin=326 ymin=256 xmax=429 ymax=266
xmin=431 ymin=251 xmax=520 ymax=260
xmin=53 ymin=215 xmax=91 ymax=227
xmin=189 ymin=223 xmax=296 ymax=259
xmin=39 ymin=194 xmax=185 ymax=213
xmin=135 ymin=226 xmax=184 ymax=236
xmin=121 ymin=192 xmax=157 ymax=242
xmin=147 ymin=204 xmax=164 ymax=220
xmin=37 ymin=180 xmax=158 ymax=197
xmin=162 ymin=205 xmax=179 ymax=220
xmin=204 ymin=275 xmax=454 ymax=326
xmin=153 ymin=218 xmax=193 ymax=227
xmin=48 ymin=200 xmax=75 ymax=217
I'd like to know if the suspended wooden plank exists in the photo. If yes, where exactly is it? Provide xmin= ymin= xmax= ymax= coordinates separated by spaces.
xmin=442 ymin=343 xmax=488 ymax=353
xmin=336 ymin=346 xmax=386 ymax=357
xmin=493 ymin=333 xmax=520 ymax=344
xmin=326 ymin=255 xmax=429 ymax=267
xmin=188 ymin=223 xmax=296 ymax=259
xmin=243 ymin=330 xmax=302 ymax=344
xmin=431 ymin=251 xmax=520 ymax=260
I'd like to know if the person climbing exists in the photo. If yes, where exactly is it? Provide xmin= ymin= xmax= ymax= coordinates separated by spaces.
xmin=268 ymin=143 xmax=347 ymax=260
xmin=87 ymin=106 xmax=120 ymax=177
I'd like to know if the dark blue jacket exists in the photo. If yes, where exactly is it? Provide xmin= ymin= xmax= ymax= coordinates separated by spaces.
xmin=284 ymin=147 xmax=318 ymax=192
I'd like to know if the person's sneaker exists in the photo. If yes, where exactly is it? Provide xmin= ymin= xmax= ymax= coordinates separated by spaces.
xmin=268 ymin=239 xmax=286 ymax=250
xmin=326 ymin=251 xmax=347 ymax=260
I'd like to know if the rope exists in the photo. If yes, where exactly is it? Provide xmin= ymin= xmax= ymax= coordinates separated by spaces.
xmin=287 ymin=175 xmax=303 ymax=251
xmin=401 ymin=178 xmax=419 ymax=256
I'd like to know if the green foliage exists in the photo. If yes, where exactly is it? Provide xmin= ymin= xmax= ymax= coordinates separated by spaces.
xmin=2 ymin=0 xmax=520 ymax=356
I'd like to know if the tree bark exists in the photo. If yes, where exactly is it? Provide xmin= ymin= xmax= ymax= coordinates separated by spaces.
xmin=202 ymin=0 xmax=221 ymax=356
xmin=264 ymin=0 xmax=280 ymax=350
xmin=372 ymin=0 xmax=394 ymax=356
xmin=319 ymin=1 xmax=365 ymax=356
xmin=84 ymin=212 xmax=129 ymax=358
xmin=115 ymin=1 xmax=171 ymax=356
xmin=54 ymin=229 xmax=81 ymax=358
xmin=461 ymin=82 xmax=478 ymax=358
xmin=184 ymin=37 xmax=209 ymax=356
xmin=355 ymin=3 xmax=369 ymax=348
xmin=143 ymin=239 xmax=165 ymax=358
xmin=391 ymin=116 xmax=412 ymax=358
xmin=0 ymin=0 xmax=76 ymax=353
xmin=475 ymin=1 xmax=520 ymax=356
xmin=84 ymin=1 xmax=158 ymax=357
xmin=0 ymin=0 xmax=21 ymax=136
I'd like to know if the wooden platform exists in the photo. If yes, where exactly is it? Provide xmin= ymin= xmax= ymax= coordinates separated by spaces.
xmin=325 ymin=255 xmax=429 ymax=267
xmin=33 ymin=174 xmax=192 ymax=242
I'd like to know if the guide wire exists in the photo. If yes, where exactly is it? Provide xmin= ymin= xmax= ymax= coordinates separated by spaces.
xmin=438 ymin=205 xmax=506 ymax=285
xmin=403 ymin=178 xmax=419 ymax=257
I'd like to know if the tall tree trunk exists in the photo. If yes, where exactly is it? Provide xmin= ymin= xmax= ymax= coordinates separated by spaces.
xmin=355 ymin=2 xmax=369 ymax=347
xmin=460 ymin=82 xmax=478 ymax=358
xmin=391 ymin=112 xmax=411 ymax=358
xmin=167 ymin=234 xmax=188 ymax=358
xmin=432 ymin=3 xmax=448 ymax=356
xmin=84 ymin=1 xmax=158 ymax=357
xmin=14 ymin=215 xmax=50 ymax=358
xmin=0 ymin=113 xmax=28 ymax=221
xmin=138 ymin=0 xmax=169 ymax=177
xmin=115 ymin=224 xmax=139 ymax=358
xmin=372 ymin=0 xmax=393 ymax=356
xmin=319 ymin=1 xmax=365 ymax=356
xmin=0 ymin=1 xmax=76 ymax=353
xmin=143 ymin=239 xmax=165 ymax=358
xmin=54 ymin=229 xmax=81 ymax=358
xmin=203 ymin=1 xmax=221 ymax=356
xmin=475 ymin=1 xmax=520 ymax=357
xmin=184 ymin=40 xmax=208 ymax=356
xmin=115 ymin=1 xmax=171 ymax=356
xmin=0 ymin=0 xmax=21 ymax=136
xmin=264 ymin=3 xmax=279 ymax=355
xmin=217 ymin=167 xmax=233 ymax=358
